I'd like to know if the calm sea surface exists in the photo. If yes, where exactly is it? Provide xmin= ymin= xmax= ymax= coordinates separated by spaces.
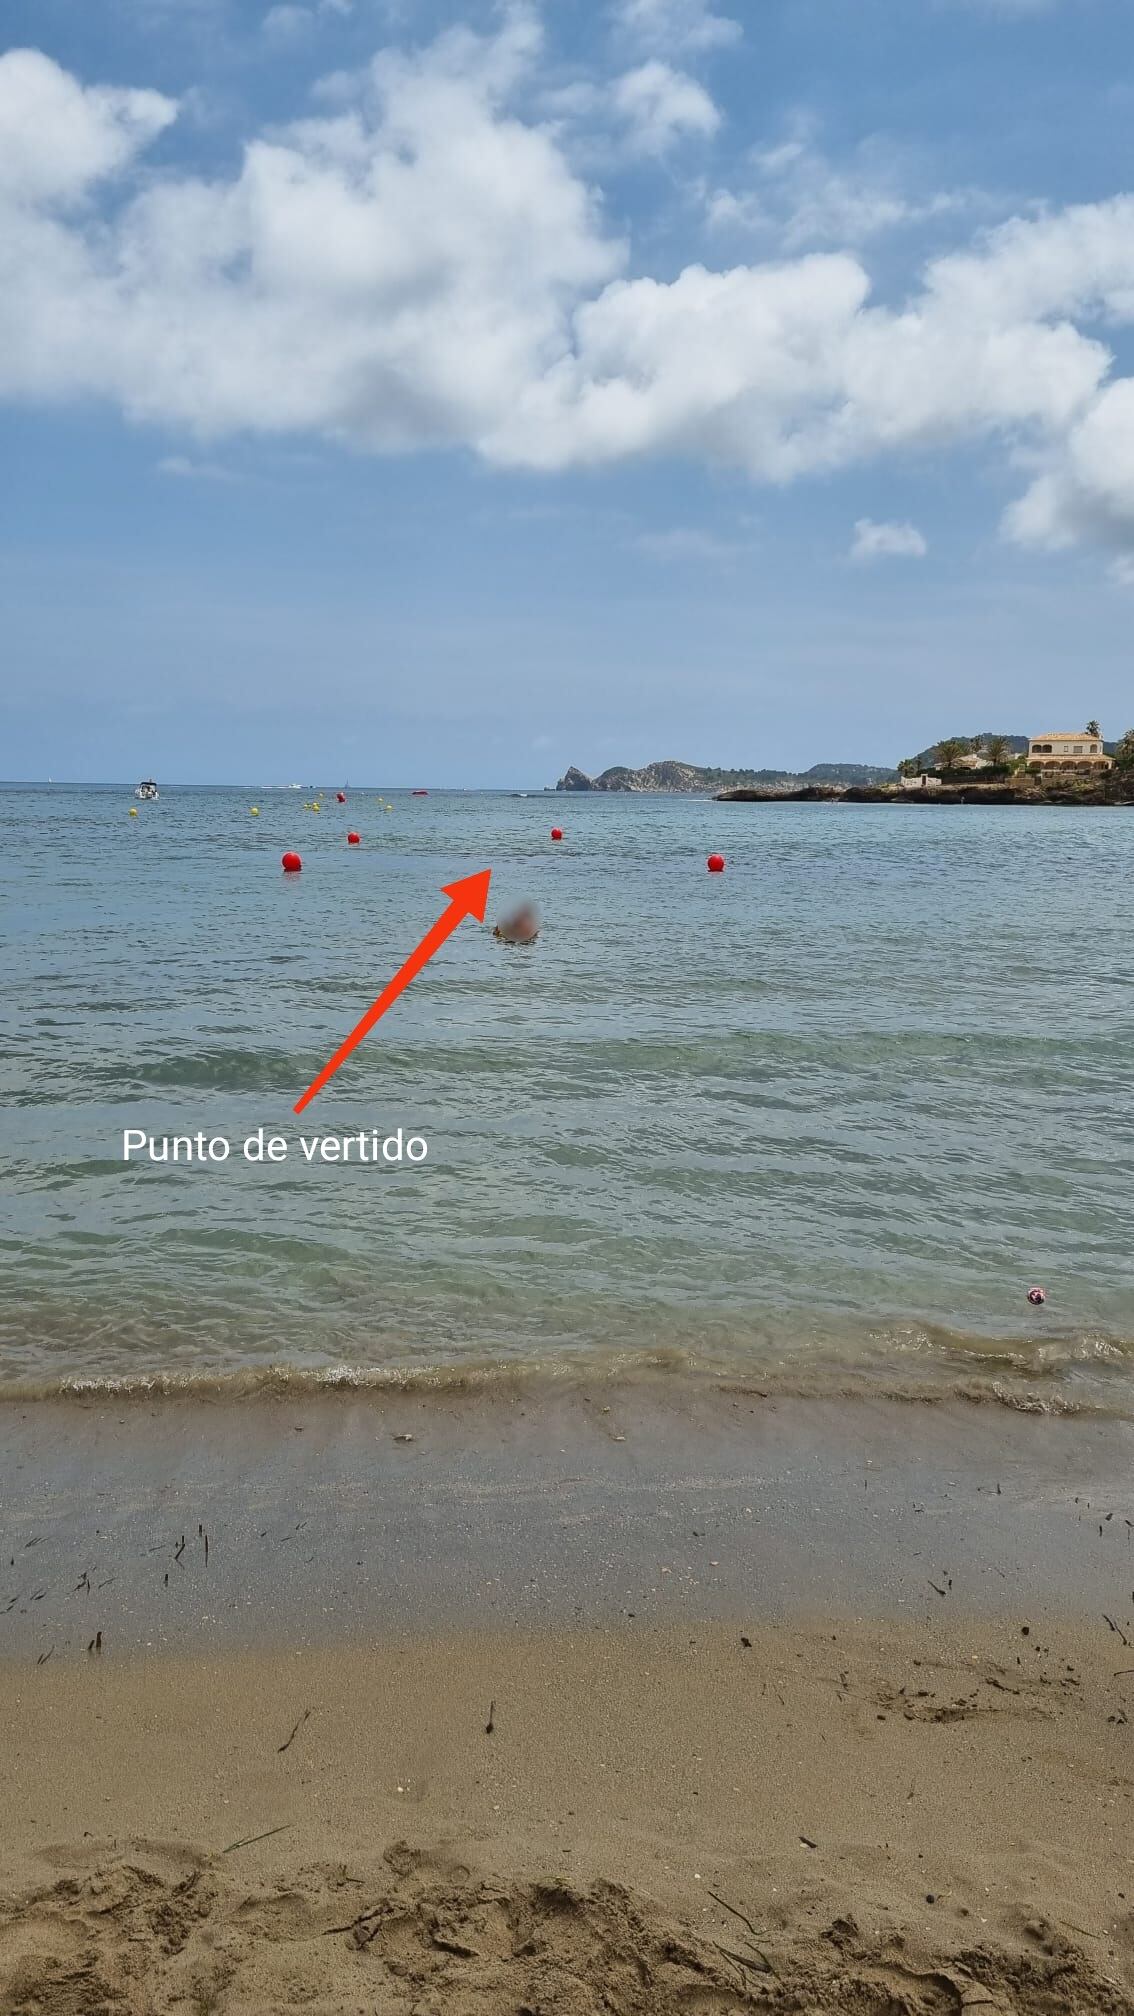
xmin=3 ymin=784 xmax=1133 ymax=1409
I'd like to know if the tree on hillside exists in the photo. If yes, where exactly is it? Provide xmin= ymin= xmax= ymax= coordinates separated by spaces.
xmin=897 ymin=757 xmax=918 ymax=777
xmin=934 ymin=737 xmax=969 ymax=772
xmin=969 ymin=736 xmax=986 ymax=754
xmin=1114 ymin=729 xmax=1134 ymax=770
xmin=1087 ymin=719 xmax=1101 ymax=738
xmin=982 ymin=734 xmax=1012 ymax=767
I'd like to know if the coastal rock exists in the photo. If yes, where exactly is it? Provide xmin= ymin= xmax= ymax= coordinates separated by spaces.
xmin=557 ymin=759 xmax=898 ymax=794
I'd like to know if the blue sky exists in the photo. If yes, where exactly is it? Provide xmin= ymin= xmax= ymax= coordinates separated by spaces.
xmin=2 ymin=0 xmax=1133 ymax=784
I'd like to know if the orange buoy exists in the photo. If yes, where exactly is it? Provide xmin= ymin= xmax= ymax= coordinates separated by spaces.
xmin=282 ymin=851 xmax=302 ymax=873
xmin=347 ymin=831 xmax=360 ymax=845
xmin=550 ymin=827 xmax=563 ymax=841
xmin=707 ymin=853 xmax=725 ymax=873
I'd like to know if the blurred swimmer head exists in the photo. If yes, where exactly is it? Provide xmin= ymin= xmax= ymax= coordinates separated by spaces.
xmin=493 ymin=903 xmax=540 ymax=944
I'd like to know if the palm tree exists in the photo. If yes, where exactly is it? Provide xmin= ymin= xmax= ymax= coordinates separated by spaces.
xmin=897 ymin=757 xmax=919 ymax=777
xmin=1114 ymin=729 xmax=1134 ymax=771
xmin=982 ymin=734 xmax=1012 ymax=768
xmin=934 ymin=737 xmax=969 ymax=773
xmin=1086 ymin=720 xmax=1101 ymax=738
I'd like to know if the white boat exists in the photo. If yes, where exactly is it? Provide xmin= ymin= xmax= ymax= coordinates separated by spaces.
xmin=135 ymin=779 xmax=159 ymax=800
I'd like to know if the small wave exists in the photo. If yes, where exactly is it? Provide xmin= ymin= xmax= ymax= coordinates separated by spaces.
xmin=0 ymin=1339 xmax=1128 ymax=1419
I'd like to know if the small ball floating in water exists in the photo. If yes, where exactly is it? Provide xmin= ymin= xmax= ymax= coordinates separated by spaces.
xmin=1027 ymin=1285 xmax=1047 ymax=1306
xmin=281 ymin=851 xmax=302 ymax=873
xmin=337 ymin=791 xmax=347 ymax=803
xmin=707 ymin=852 xmax=725 ymax=873
xmin=129 ymin=807 xmax=138 ymax=817
xmin=250 ymin=806 xmax=259 ymax=816
xmin=347 ymin=831 xmax=361 ymax=845
xmin=551 ymin=827 xmax=563 ymax=841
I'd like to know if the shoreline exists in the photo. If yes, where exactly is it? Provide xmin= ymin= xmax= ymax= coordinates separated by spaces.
xmin=3 ymin=1386 xmax=1133 ymax=1658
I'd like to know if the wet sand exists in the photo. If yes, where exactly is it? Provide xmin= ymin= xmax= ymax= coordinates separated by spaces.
xmin=2 ymin=1385 xmax=1134 ymax=2011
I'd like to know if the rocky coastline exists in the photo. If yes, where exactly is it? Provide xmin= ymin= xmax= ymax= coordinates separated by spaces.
xmin=716 ymin=782 xmax=1134 ymax=805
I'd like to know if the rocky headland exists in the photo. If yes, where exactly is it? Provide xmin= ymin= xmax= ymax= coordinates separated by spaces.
xmin=557 ymin=759 xmax=896 ymax=793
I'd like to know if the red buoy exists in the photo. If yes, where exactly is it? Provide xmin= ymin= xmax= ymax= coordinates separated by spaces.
xmin=1027 ymin=1286 xmax=1047 ymax=1306
xmin=551 ymin=827 xmax=563 ymax=841
xmin=336 ymin=792 xmax=347 ymax=803
xmin=347 ymin=831 xmax=360 ymax=845
xmin=282 ymin=851 xmax=302 ymax=873
xmin=707 ymin=853 xmax=725 ymax=873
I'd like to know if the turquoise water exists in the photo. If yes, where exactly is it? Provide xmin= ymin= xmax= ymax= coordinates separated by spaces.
xmin=3 ymin=784 xmax=1133 ymax=1408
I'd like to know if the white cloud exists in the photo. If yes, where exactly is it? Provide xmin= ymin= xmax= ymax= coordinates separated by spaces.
xmin=2 ymin=38 xmax=1134 ymax=572
xmin=263 ymin=4 xmax=314 ymax=41
xmin=850 ymin=518 xmax=928 ymax=561
xmin=0 ymin=47 xmax=174 ymax=205
xmin=158 ymin=454 xmax=240 ymax=480
xmin=1004 ymin=379 xmax=1134 ymax=553
xmin=611 ymin=61 xmax=720 ymax=155
xmin=264 ymin=0 xmax=354 ymax=36
xmin=614 ymin=0 xmax=742 ymax=53
xmin=632 ymin=525 xmax=750 ymax=562
xmin=707 ymin=133 xmax=978 ymax=251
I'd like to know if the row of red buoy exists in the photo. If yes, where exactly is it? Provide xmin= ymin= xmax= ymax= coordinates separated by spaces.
xmin=282 ymin=835 xmax=729 ymax=872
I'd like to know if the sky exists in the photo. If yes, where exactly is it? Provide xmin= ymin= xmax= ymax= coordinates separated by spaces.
xmin=2 ymin=0 xmax=1133 ymax=784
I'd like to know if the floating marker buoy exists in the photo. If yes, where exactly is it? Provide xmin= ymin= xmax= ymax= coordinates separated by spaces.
xmin=551 ymin=827 xmax=563 ymax=841
xmin=129 ymin=807 xmax=138 ymax=816
xmin=707 ymin=853 xmax=725 ymax=873
xmin=1027 ymin=1286 xmax=1047 ymax=1306
xmin=250 ymin=807 xmax=259 ymax=815
xmin=337 ymin=792 xmax=346 ymax=803
xmin=347 ymin=831 xmax=360 ymax=845
xmin=282 ymin=851 xmax=302 ymax=873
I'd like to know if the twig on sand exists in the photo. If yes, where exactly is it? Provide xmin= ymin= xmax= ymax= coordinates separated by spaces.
xmin=712 ymin=1937 xmax=772 ymax=1985
xmin=36 ymin=1646 xmax=54 ymax=1666
xmin=704 ymin=1888 xmax=776 ymax=1973
xmin=1103 ymin=1615 xmax=1130 ymax=1647
xmin=323 ymin=1903 xmax=385 ymax=1938
xmin=485 ymin=1700 xmax=495 ymax=1735
xmin=277 ymin=1707 xmax=312 ymax=1754
xmin=220 ymin=1824 xmax=292 ymax=1856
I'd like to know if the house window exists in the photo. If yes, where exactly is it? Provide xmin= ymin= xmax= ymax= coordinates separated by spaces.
xmin=1073 ymin=744 xmax=1084 ymax=753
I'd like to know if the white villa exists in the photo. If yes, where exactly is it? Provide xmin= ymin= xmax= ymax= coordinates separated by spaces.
xmin=1027 ymin=732 xmax=1112 ymax=773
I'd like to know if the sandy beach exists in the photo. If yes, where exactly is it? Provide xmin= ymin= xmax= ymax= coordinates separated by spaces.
xmin=2 ymin=1385 xmax=1133 ymax=2013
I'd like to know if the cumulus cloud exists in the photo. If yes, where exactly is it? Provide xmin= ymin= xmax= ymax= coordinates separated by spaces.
xmin=1004 ymin=379 xmax=1134 ymax=554
xmin=1 ymin=35 xmax=1134 ymax=568
xmin=611 ymin=61 xmax=719 ymax=154
xmin=850 ymin=518 xmax=928 ymax=561
xmin=613 ymin=0 xmax=741 ymax=54
xmin=0 ymin=47 xmax=174 ymax=204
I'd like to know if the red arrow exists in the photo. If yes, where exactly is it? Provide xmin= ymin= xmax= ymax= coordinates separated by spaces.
xmin=293 ymin=868 xmax=492 ymax=1113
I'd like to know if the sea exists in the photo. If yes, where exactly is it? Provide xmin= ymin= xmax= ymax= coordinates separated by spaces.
xmin=3 ymin=783 xmax=1133 ymax=1412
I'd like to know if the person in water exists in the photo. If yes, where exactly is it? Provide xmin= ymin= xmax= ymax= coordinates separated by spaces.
xmin=493 ymin=904 xmax=540 ymax=944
